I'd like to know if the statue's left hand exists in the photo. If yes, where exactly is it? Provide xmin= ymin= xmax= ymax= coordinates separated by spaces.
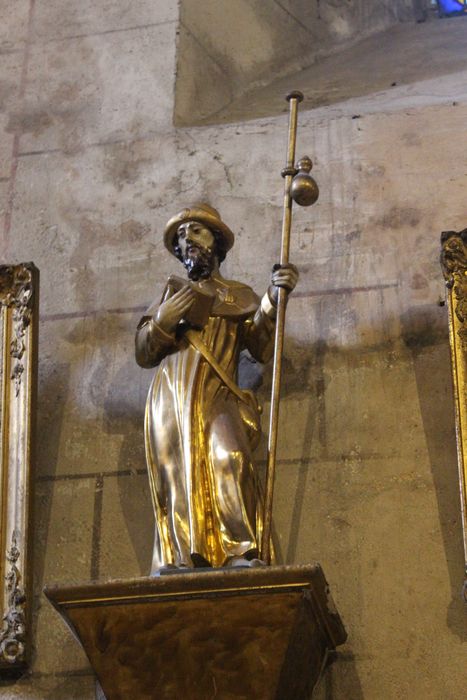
xmin=268 ymin=263 xmax=299 ymax=305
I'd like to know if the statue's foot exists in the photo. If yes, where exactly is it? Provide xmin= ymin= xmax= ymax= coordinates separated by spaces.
xmin=151 ymin=563 xmax=191 ymax=576
xmin=226 ymin=556 xmax=267 ymax=568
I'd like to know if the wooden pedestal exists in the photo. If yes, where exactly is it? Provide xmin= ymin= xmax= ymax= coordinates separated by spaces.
xmin=44 ymin=564 xmax=346 ymax=700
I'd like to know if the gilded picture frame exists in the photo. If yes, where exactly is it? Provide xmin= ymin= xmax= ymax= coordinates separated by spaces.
xmin=0 ymin=263 xmax=39 ymax=673
xmin=440 ymin=230 xmax=467 ymax=600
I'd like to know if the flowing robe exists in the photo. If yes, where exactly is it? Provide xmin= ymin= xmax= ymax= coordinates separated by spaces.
xmin=135 ymin=277 xmax=275 ymax=572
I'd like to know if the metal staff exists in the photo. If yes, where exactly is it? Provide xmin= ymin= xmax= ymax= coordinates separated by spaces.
xmin=261 ymin=91 xmax=319 ymax=564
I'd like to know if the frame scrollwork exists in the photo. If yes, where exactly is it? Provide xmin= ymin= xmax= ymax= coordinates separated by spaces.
xmin=0 ymin=263 xmax=38 ymax=673
xmin=440 ymin=230 xmax=467 ymax=600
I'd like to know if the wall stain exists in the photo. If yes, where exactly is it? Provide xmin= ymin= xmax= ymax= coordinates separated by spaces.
xmin=401 ymin=131 xmax=422 ymax=147
xmin=6 ymin=109 xmax=53 ymax=136
xmin=400 ymin=304 xmax=448 ymax=351
xmin=51 ymin=80 xmax=82 ymax=103
xmin=103 ymin=142 xmax=154 ymax=190
xmin=120 ymin=219 xmax=150 ymax=243
xmin=345 ymin=229 xmax=361 ymax=243
xmin=0 ymin=80 xmax=15 ymax=106
xmin=375 ymin=206 xmax=421 ymax=230
xmin=410 ymin=272 xmax=428 ymax=290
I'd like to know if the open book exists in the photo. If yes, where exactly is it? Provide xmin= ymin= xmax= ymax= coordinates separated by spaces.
xmin=166 ymin=275 xmax=215 ymax=329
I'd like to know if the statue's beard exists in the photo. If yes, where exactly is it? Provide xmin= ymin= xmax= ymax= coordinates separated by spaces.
xmin=183 ymin=244 xmax=215 ymax=281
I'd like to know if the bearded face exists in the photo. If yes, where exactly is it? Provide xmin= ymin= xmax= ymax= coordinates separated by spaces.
xmin=174 ymin=221 xmax=217 ymax=281
xmin=182 ymin=241 xmax=216 ymax=281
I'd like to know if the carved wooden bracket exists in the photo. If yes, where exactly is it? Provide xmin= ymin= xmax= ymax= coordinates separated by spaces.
xmin=0 ymin=263 xmax=39 ymax=673
xmin=440 ymin=230 xmax=467 ymax=600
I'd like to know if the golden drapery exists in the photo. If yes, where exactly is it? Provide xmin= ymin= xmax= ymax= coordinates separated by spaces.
xmin=135 ymin=278 xmax=275 ymax=572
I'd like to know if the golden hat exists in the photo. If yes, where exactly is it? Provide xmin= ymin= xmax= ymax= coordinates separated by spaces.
xmin=163 ymin=203 xmax=235 ymax=256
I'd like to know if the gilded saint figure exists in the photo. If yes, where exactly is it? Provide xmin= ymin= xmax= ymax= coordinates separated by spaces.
xmin=135 ymin=204 xmax=298 ymax=573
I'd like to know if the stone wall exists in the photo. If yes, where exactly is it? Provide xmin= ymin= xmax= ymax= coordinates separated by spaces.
xmin=1 ymin=1 xmax=466 ymax=698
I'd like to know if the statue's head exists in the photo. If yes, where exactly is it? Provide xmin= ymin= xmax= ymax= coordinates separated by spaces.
xmin=164 ymin=203 xmax=234 ymax=280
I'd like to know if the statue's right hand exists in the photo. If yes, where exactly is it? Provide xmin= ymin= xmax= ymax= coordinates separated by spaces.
xmin=155 ymin=285 xmax=195 ymax=334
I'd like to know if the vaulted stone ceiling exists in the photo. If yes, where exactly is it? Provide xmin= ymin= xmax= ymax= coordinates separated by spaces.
xmin=174 ymin=0 xmax=467 ymax=125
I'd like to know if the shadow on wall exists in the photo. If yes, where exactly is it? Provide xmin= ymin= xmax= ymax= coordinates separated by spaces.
xmin=401 ymin=303 xmax=467 ymax=641
xmin=284 ymin=338 xmax=327 ymax=566
xmin=319 ymin=650 xmax=365 ymax=700
xmin=243 ymin=339 xmax=365 ymax=699
xmin=254 ymin=334 xmax=346 ymax=566
xmin=32 ymin=362 xmax=71 ymax=596
xmin=103 ymin=354 xmax=154 ymax=576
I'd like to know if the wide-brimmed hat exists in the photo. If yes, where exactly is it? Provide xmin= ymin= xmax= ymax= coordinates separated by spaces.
xmin=163 ymin=203 xmax=235 ymax=256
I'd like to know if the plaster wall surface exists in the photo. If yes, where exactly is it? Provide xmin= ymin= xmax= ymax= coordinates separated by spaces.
xmin=0 ymin=1 xmax=466 ymax=699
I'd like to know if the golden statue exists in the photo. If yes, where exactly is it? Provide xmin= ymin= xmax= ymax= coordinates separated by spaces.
xmin=135 ymin=203 xmax=298 ymax=573
xmin=46 ymin=96 xmax=347 ymax=700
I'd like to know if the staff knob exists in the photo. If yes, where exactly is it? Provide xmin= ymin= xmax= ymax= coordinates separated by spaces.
xmin=286 ymin=90 xmax=304 ymax=103
xmin=290 ymin=156 xmax=319 ymax=207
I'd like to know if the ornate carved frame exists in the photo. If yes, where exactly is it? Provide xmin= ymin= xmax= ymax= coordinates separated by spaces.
xmin=0 ymin=263 xmax=38 ymax=673
xmin=440 ymin=230 xmax=467 ymax=599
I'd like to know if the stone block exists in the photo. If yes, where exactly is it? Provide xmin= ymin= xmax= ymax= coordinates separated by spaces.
xmin=329 ymin=630 xmax=465 ymax=700
xmin=9 ymin=141 xmax=185 ymax=315
xmin=33 ymin=601 xmax=90 ymax=675
xmin=0 ymin=128 xmax=13 ymax=183
xmin=286 ymin=286 xmax=402 ymax=351
xmin=277 ymin=0 xmax=414 ymax=35
xmin=174 ymin=24 xmax=233 ymax=126
xmin=0 ymin=179 xmax=9 ymax=225
xmin=0 ymin=0 xmax=30 ymax=53
xmin=181 ymin=0 xmax=311 ymax=85
xmin=274 ymin=460 xmax=465 ymax=681
xmin=259 ymin=345 xmax=449 ymax=465
xmin=34 ymin=479 xmax=95 ymax=588
xmin=32 ymin=0 xmax=178 ymax=41
xmin=98 ymin=473 xmax=153 ymax=581
xmin=257 ymin=330 xmax=465 ymax=695
xmin=28 ymin=479 xmax=96 ymax=676
xmin=295 ymin=249 xmax=399 ymax=294
xmin=0 ymin=50 xmax=23 ymax=179
xmin=35 ymin=315 xmax=147 ymax=478
xmin=322 ymin=351 xmax=424 ymax=460
xmin=18 ymin=23 xmax=177 ymax=154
